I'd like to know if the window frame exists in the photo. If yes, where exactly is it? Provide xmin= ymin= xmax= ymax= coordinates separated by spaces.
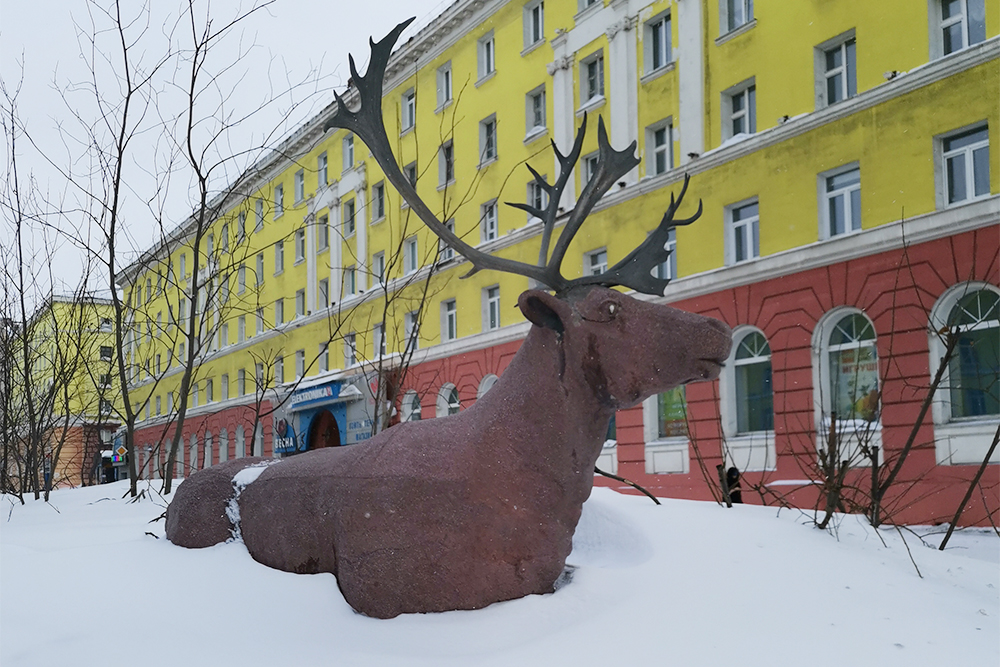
xmin=404 ymin=237 xmax=419 ymax=275
xmin=295 ymin=228 xmax=306 ymax=263
xmin=317 ymin=214 xmax=329 ymax=251
xmin=372 ymin=251 xmax=386 ymax=286
xmin=478 ymin=31 xmax=496 ymax=82
xmin=719 ymin=326 xmax=776 ymax=471
xmin=720 ymin=0 xmax=754 ymax=35
xmin=344 ymin=332 xmax=357 ymax=367
xmin=274 ymin=240 xmax=284 ymax=275
xmin=274 ymin=183 xmax=284 ymax=219
xmin=725 ymin=197 xmax=760 ymax=265
xmin=932 ymin=0 xmax=987 ymax=58
xmin=318 ymin=152 xmax=328 ymax=186
xmin=523 ymin=0 xmax=545 ymax=50
xmin=646 ymin=118 xmax=674 ymax=176
xmin=294 ymin=169 xmax=305 ymax=203
xmin=481 ymin=200 xmax=498 ymax=242
xmin=343 ymin=198 xmax=356 ymax=237
xmin=722 ymin=78 xmax=756 ymax=140
xmin=402 ymin=390 xmax=422 ymax=421
xmin=586 ymin=248 xmax=608 ymax=276
xmin=438 ymin=140 xmax=455 ymax=187
xmin=343 ymin=134 xmax=355 ymax=172
xmin=437 ymin=383 xmax=461 ymax=417
xmin=442 ymin=298 xmax=458 ymax=342
xmin=818 ymin=163 xmax=862 ymax=241
xmin=483 ymin=285 xmax=501 ymax=332
xmin=644 ymin=11 xmax=672 ymax=74
xmin=372 ymin=181 xmax=386 ymax=221
xmin=401 ymin=88 xmax=416 ymax=133
xmin=479 ymin=115 xmax=498 ymax=166
xmin=525 ymin=85 xmax=547 ymax=141
xmin=580 ymin=50 xmax=605 ymax=109
xmin=936 ymin=122 xmax=990 ymax=208
xmin=815 ymin=31 xmax=857 ymax=109
xmin=436 ymin=62 xmax=453 ymax=110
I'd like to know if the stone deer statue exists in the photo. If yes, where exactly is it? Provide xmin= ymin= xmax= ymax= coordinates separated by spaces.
xmin=165 ymin=19 xmax=732 ymax=619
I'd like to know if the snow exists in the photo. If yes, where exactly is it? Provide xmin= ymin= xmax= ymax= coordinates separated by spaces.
xmin=2 ymin=481 xmax=997 ymax=667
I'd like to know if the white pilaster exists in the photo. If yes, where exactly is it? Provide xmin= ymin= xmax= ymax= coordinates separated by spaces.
xmin=547 ymin=33 xmax=576 ymax=208
xmin=304 ymin=209 xmax=317 ymax=313
xmin=678 ymin=0 xmax=705 ymax=164
xmin=354 ymin=179 xmax=368 ymax=293
xmin=606 ymin=2 xmax=639 ymax=183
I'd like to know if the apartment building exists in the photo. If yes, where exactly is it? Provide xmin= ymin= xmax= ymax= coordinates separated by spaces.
xmin=121 ymin=0 xmax=998 ymax=524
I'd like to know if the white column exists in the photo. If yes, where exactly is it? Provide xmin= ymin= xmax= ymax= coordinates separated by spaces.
xmin=328 ymin=194 xmax=342 ymax=303
xmin=678 ymin=0 xmax=705 ymax=164
xmin=305 ymin=211 xmax=317 ymax=313
xmin=547 ymin=33 xmax=576 ymax=208
xmin=354 ymin=182 xmax=368 ymax=293
xmin=606 ymin=4 xmax=639 ymax=183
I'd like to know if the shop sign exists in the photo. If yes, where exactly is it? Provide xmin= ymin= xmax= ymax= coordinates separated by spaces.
xmin=273 ymin=418 xmax=298 ymax=454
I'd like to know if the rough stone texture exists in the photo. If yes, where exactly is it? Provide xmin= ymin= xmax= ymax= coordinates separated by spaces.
xmin=167 ymin=287 xmax=732 ymax=618
xmin=165 ymin=457 xmax=269 ymax=547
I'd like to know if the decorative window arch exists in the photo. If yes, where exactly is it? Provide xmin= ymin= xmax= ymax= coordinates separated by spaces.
xmin=401 ymin=390 xmax=422 ymax=422
xmin=436 ymin=383 xmax=461 ymax=417
xmin=477 ymin=374 xmax=499 ymax=399
xmin=719 ymin=327 xmax=776 ymax=471
xmin=928 ymin=282 xmax=999 ymax=465
xmin=204 ymin=431 xmax=213 ymax=469
xmin=219 ymin=428 xmax=228 ymax=463
xmin=812 ymin=308 xmax=882 ymax=463
xmin=235 ymin=425 xmax=245 ymax=458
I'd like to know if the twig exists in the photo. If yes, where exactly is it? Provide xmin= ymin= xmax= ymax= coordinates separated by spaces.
xmin=939 ymin=423 xmax=1000 ymax=550
xmin=894 ymin=524 xmax=922 ymax=578
xmin=594 ymin=466 xmax=661 ymax=505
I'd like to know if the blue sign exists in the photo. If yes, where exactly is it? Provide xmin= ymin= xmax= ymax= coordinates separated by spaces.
xmin=273 ymin=418 xmax=298 ymax=455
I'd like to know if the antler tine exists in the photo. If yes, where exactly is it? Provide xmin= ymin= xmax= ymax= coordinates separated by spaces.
xmin=565 ymin=174 xmax=702 ymax=296
xmin=545 ymin=116 xmax=639 ymax=288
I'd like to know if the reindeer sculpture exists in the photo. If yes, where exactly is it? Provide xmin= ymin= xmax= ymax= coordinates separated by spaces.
xmin=165 ymin=19 xmax=732 ymax=619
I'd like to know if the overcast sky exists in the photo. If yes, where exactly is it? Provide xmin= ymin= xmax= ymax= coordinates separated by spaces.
xmin=1 ymin=0 xmax=450 ymax=300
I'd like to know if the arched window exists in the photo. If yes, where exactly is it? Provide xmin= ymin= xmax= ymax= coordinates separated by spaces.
xmin=254 ymin=422 xmax=264 ymax=457
xmin=436 ymin=383 xmax=461 ymax=417
xmin=401 ymin=391 xmax=422 ymax=422
xmin=219 ymin=428 xmax=229 ymax=463
xmin=477 ymin=374 xmax=499 ymax=399
xmin=946 ymin=288 xmax=999 ymax=418
xmin=189 ymin=434 xmax=199 ymax=473
xmin=825 ymin=312 xmax=880 ymax=423
xmin=204 ymin=431 xmax=213 ymax=469
xmin=235 ymin=425 xmax=245 ymax=458
xmin=733 ymin=331 xmax=774 ymax=433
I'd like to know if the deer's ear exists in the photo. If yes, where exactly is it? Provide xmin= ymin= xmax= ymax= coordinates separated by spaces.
xmin=518 ymin=290 xmax=567 ymax=334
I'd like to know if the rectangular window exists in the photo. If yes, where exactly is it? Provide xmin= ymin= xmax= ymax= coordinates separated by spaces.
xmin=256 ymin=253 xmax=264 ymax=287
xmin=478 ymin=31 xmax=495 ymax=80
xmin=372 ymin=182 xmax=385 ymax=220
xmin=156 ymin=395 xmax=161 ymax=415
xmin=238 ymin=369 xmax=246 ymax=396
xmin=440 ymin=219 xmax=456 ymax=261
xmin=274 ymin=240 xmax=284 ymax=274
xmin=373 ymin=323 xmax=386 ymax=358
xmin=318 ymin=152 xmax=328 ymax=186
xmin=584 ymin=153 xmax=599 ymax=185
xmin=437 ymin=62 xmax=453 ymax=108
xmin=656 ymin=229 xmax=677 ymax=280
xmin=728 ymin=200 xmax=760 ymax=264
xmin=524 ymin=1 xmax=544 ymax=48
xmin=295 ymin=228 xmax=306 ymax=262
xmin=206 ymin=378 xmax=214 ymax=403
xmin=100 ymin=345 xmax=113 ymax=361
xmin=402 ymin=89 xmax=416 ymax=131
xmin=255 ymin=362 xmax=264 ymax=390
xmin=726 ymin=81 xmax=756 ymax=138
xmin=319 ymin=343 xmax=329 ymax=373
xmin=343 ymin=134 xmax=354 ymax=171
xmin=481 ymin=201 xmax=498 ymax=241
xmin=648 ymin=120 xmax=673 ymax=175
xmin=238 ymin=211 xmax=247 ymax=240
xmin=443 ymin=299 xmax=458 ymax=342
xmin=820 ymin=36 xmax=856 ymax=107
xmin=237 ymin=265 xmax=246 ymax=293
xmin=943 ymin=125 xmax=989 ymax=205
xmin=439 ymin=141 xmax=455 ymax=186
xmin=220 ymin=322 xmax=229 ymax=347
xmin=275 ymin=298 xmax=284 ymax=325
xmin=274 ymin=184 xmax=284 ymax=218
xmin=343 ymin=199 xmax=356 ymax=236
xmin=823 ymin=166 xmax=862 ymax=238
xmin=404 ymin=237 xmax=418 ymax=275
xmin=344 ymin=266 xmax=356 ymax=296
xmin=724 ymin=0 xmax=754 ymax=33
xmin=191 ymin=384 xmax=198 ymax=408
xmin=221 ymin=374 xmax=229 ymax=400
xmin=256 ymin=307 xmax=265 ymax=335
xmin=480 ymin=116 xmax=497 ymax=164
xmin=180 ymin=253 xmax=187 ymax=278
xmin=274 ymin=356 xmax=284 ymax=385
xmin=344 ymin=333 xmax=357 ymax=367
xmin=294 ymin=170 xmax=305 ymax=203
xmin=587 ymin=249 xmax=608 ymax=276
xmin=318 ymin=215 xmax=329 ymax=251
xmin=295 ymin=289 xmax=306 ymax=318
xmin=318 ymin=278 xmax=329 ymax=308
xmin=295 ymin=349 xmax=305 ymax=379
xmin=238 ymin=315 xmax=246 ymax=342
xmin=526 ymin=86 xmax=546 ymax=137
xmin=404 ymin=163 xmax=417 ymax=189
xmin=485 ymin=286 xmax=501 ymax=331
xmin=220 ymin=226 xmax=228 ymax=254
xmin=527 ymin=180 xmax=547 ymax=218
xmin=583 ymin=53 xmax=605 ymax=103
xmin=255 ymin=199 xmax=264 ymax=232
xmin=372 ymin=251 xmax=386 ymax=285
xmin=940 ymin=0 xmax=986 ymax=55
xmin=646 ymin=13 xmax=672 ymax=72
xmin=657 ymin=386 xmax=688 ymax=438
xmin=405 ymin=311 xmax=420 ymax=350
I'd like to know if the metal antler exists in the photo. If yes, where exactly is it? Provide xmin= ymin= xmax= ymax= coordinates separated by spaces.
xmin=325 ymin=19 xmax=701 ymax=297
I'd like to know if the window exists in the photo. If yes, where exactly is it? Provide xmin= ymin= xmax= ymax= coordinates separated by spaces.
xmin=100 ymin=346 xmax=113 ymax=361
xmin=343 ymin=199 xmax=356 ymax=236
xmin=178 ymin=297 xmax=188 ymax=322
xmin=294 ymin=169 xmax=305 ymax=203
xmin=657 ymin=386 xmax=688 ymax=438
xmin=439 ymin=141 xmax=455 ymax=186
xmin=295 ymin=349 xmax=305 ymax=379
xmin=582 ymin=52 xmax=605 ymax=104
xmin=343 ymin=134 xmax=354 ymax=171
xmin=942 ymin=125 xmax=989 ymax=205
xmin=818 ymin=35 xmax=856 ymax=107
xmin=155 ymin=395 xmax=161 ymax=415
xmin=724 ymin=80 xmax=756 ymax=139
xmin=221 ymin=322 xmax=229 ymax=347
xmin=584 ymin=153 xmax=599 ymax=185
xmin=478 ymin=31 xmax=495 ymax=80
xmin=192 ymin=383 xmax=199 ymax=408
xmin=180 ymin=253 xmax=187 ymax=278
xmin=344 ymin=266 xmax=356 ymax=296
xmin=943 ymin=288 xmax=999 ymax=419
xmin=373 ymin=322 xmax=386 ymax=358
xmin=656 ymin=229 xmax=677 ymax=280
xmin=484 ymin=286 xmax=500 ymax=331
xmin=404 ymin=310 xmax=420 ymax=350
xmin=295 ymin=289 xmax=306 ymax=318
xmin=237 ymin=264 xmax=246 ymax=293
xmin=402 ymin=390 xmax=422 ymax=421
xmin=722 ymin=0 xmax=754 ymax=33
xmin=99 ymin=373 xmax=112 ymax=387
xmin=221 ymin=374 xmax=229 ymax=400
xmin=526 ymin=86 xmax=546 ymax=138
xmin=295 ymin=228 xmax=306 ymax=262
xmin=318 ymin=152 xmax=328 ymax=186
xmin=727 ymin=199 xmax=759 ymax=264
xmin=274 ymin=240 xmax=285 ymax=275
xmin=404 ymin=237 xmax=418 ymax=275
xmin=437 ymin=384 xmax=461 ymax=417
xmin=372 ymin=182 xmax=385 ymax=221
xmin=478 ymin=374 xmax=499 ymax=399
xmin=823 ymin=311 xmax=881 ymax=424
xmin=206 ymin=378 xmax=214 ymax=403
xmin=939 ymin=0 xmax=986 ymax=56
xmin=402 ymin=89 xmax=416 ymax=132
xmin=372 ymin=251 xmax=385 ymax=285
xmin=645 ymin=12 xmax=672 ymax=73
xmin=587 ymin=249 xmax=607 ymax=276
xmin=344 ymin=333 xmax=357 ymax=367
xmin=275 ymin=298 xmax=284 ymax=325
xmin=145 ymin=278 xmax=152 ymax=302
xmin=524 ymin=1 xmax=544 ymax=48
xmin=481 ymin=201 xmax=498 ymax=241
xmin=404 ymin=162 xmax=417 ymax=188
xmin=439 ymin=219 xmax=456 ymax=261
xmin=220 ymin=227 xmax=228 ymax=254
xmin=238 ymin=315 xmax=246 ymax=342
xmin=318 ymin=342 xmax=329 ymax=373
xmin=256 ymin=253 xmax=264 ymax=286
xmin=256 ymin=307 xmax=265 ymax=335
xmin=318 ymin=215 xmax=329 ymax=251
xmin=443 ymin=299 xmax=458 ymax=342
xmin=238 ymin=211 xmax=247 ymax=240
xmin=318 ymin=278 xmax=329 ymax=308
xmin=274 ymin=184 xmax=284 ymax=219
xmin=436 ymin=62 xmax=453 ymax=108
xmin=647 ymin=120 xmax=673 ymax=175
xmin=255 ymin=198 xmax=264 ymax=232
xmin=732 ymin=331 xmax=773 ymax=433
xmin=480 ymin=116 xmax=497 ymax=165
xmin=238 ymin=369 xmax=246 ymax=396
xmin=274 ymin=356 xmax=284 ymax=385
xmin=527 ymin=180 xmax=547 ymax=219
xmin=823 ymin=165 xmax=861 ymax=238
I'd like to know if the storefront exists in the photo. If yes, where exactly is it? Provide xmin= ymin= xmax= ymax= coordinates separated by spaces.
xmin=273 ymin=375 xmax=376 ymax=456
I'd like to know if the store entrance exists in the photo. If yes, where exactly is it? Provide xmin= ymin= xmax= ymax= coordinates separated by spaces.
xmin=307 ymin=409 xmax=341 ymax=450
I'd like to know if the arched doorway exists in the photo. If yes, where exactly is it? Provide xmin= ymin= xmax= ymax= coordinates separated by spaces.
xmin=307 ymin=409 xmax=341 ymax=450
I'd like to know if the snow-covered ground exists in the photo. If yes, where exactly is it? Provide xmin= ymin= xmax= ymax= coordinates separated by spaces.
xmin=2 ymin=481 xmax=997 ymax=667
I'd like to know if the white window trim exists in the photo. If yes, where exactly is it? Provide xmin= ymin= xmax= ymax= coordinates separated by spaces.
xmin=343 ymin=135 xmax=355 ymax=173
xmin=724 ymin=196 xmax=760 ymax=265
xmin=482 ymin=285 xmax=501 ymax=332
xmin=643 ymin=10 xmax=673 ymax=76
xmin=818 ymin=162 xmax=862 ymax=241
xmin=481 ymin=200 xmax=499 ymax=242
xmin=479 ymin=115 xmax=498 ymax=167
xmin=436 ymin=62 xmax=453 ymax=112
xmin=642 ymin=395 xmax=690 ymax=475
xmin=935 ymin=121 xmax=990 ymax=209
xmin=523 ymin=0 xmax=545 ymax=51
xmin=719 ymin=0 xmax=755 ymax=37
xmin=477 ymin=374 xmax=499 ymax=399
xmin=436 ymin=383 xmax=461 ymax=417
xmin=586 ymin=247 xmax=608 ymax=276
xmin=274 ymin=184 xmax=284 ymax=219
xmin=441 ymin=298 xmax=458 ymax=342
xmin=577 ymin=50 xmax=606 ymax=115
xmin=438 ymin=140 xmax=455 ymax=189
xmin=645 ymin=117 xmax=674 ymax=177
xmin=294 ymin=169 xmax=305 ymax=204
xmin=404 ymin=236 xmax=419 ymax=275
xmin=719 ymin=326 xmax=776 ymax=471
xmin=401 ymin=88 xmax=416 ymax=135
xmin=814 ymin=29 xmax=857 ymax=110
xmin=929 ymin=0 xmax=987 ymax=60
xmin=927 ymin=282 xmax=1000 ymax=465
xmin=371 ymin=182 xmax=386 ymax=222
xmin=477 ymin=30 xmax=496 ymax=84
xmin=525 ymin=85 xmax=547 ymax=142
xmin=721 ymin=77 xmax=756 ymax=141
xmin=401 ymin=390 xmax=422 ymax=421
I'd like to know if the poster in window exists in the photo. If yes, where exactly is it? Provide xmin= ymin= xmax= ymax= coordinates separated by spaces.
xmin=830 ymin=346 xmax=879 ymax=421
xmin=658 ymin=386 xmax=688 ymax=438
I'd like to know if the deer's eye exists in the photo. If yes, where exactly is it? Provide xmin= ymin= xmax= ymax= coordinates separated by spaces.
xmin=605 ymin=302 xmax=618 ymax=318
